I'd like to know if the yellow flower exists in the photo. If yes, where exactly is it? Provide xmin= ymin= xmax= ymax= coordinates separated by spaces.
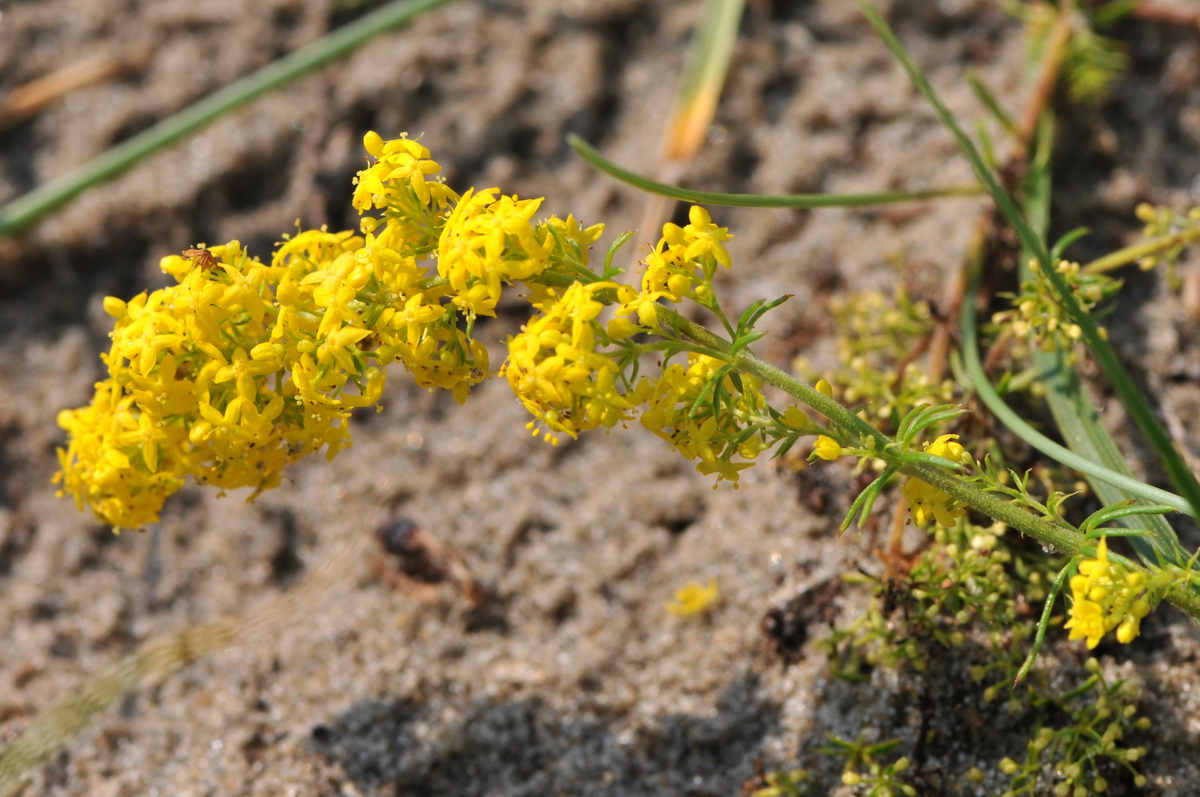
xmin=667 ymin=578 xmax=720 ymax=616
xmin=437 ymin=188 xmax=552 ymax=317
xmin=1064 ymin=595 xmax=1106 ymax=649
xmin=680 ymin=205 xmax=732 ymax=268
xmin=900 ymin=434 xmax=972 ymax=527
xmin=925 ymin=433 xmax=968 ymax=464
xmin=503 ymin=282 xmax=633 ymax=443
xmin=902 ymin=476 xmax=966 ymax=527
xmin=636 ymin=353 xmax=765 ymax=486
xmin=812 ymin=435 xmax=843 ymax=461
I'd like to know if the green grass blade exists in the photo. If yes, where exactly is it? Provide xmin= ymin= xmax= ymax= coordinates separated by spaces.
xmin=0 ymin=0 xmax=456 ymax=238
xmin=665 ymin=0 xmax=746 ymax=161
xmin=568 ymin=134 xmax=981 ymax=209
xmin=966 ymin=70 xmax=1018 ymax=140
xmin=1034 ymin=347 xmax=1191 ymax=560
xmin=856 ymin=0 xmax=1200 ymax=521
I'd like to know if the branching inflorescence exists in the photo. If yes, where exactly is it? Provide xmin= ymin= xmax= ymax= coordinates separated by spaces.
xmin=54 ymin=133 xmax=1199 ymax=669
xmin=54 ymin=134 xmax=776 ymax=530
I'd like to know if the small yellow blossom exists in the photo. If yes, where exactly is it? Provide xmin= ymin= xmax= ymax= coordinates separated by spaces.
xmin=901 ymin=434 xmax=970 ymax=527
xmin=902 ymin=477 xmax=966 ymax=527
xmin=925 ymin=433 xmax=969 ymax=465
xmin=679 ymin=206 xmax=732 ymax=268
xmin=812 ymin=435 xmax=843 ymax=461
xmin=1064 ymin=594 xmax=1107 ymax=649
xmin=667 ymin=578 xmax=720 ymax=616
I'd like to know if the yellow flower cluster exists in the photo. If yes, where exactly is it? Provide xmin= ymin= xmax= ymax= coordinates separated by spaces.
xmin=438 ymin=189 xmax=551 ymax=318
xmin=636 ymin=205 xmax=732 ymax=317
xmin=499 ymin=208 xmax=760 ymax=482
xmin=353 ymin=131 xmax=455 ymax=254
xmin=503 ymin=281 xmax=637 ymax=444
xmin=639 ymin=352 xmax=766 ymax=484
xmin=56 ymin=133 xmax=597 ymax=529
xmin=902 ymin=433 xmax=969 ymax=527
xmin=1064 ymin=537 xmax=1152 ymax=648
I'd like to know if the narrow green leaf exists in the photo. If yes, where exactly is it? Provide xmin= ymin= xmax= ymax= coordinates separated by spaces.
xmin=842 ymin=467 xmax=896 ymax=532
xmin=967 ymin=70 xmax=1018 ymax=138
xmin=0 ymin=0 xmax=458 ymax=237
xmin=603 ymin=230 xmax=637 ymax=276
xmin=568 ymin=134 xmax=980 ymax=209
xmin=1016 ymin=556 xmax=1077 ymax=686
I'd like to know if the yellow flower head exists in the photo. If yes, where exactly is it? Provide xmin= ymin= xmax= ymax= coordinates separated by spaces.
xmin=1064 ymin=594 xmax=1107 ymax=649
xmin=925 ymin=433 xmax=968 ymax=464
xmin=902 ymin=476 xmax=966 ymax=527
xmin=633 ymin=205 xmax=732 ymax=308
xmin=667 ymin=578 xmax=720 ymax=617
xmin=812 ymin=435 xmax=843 ymax=461
xmin=900 ymin=434 xmax=972 ymax=528
xmin=638 ymin=353 xmax=764 ymax=486
xmin=502 ymin=282 xmax=634 ymax=444
xmin=436 ymin=189 xmax=554 ymax=318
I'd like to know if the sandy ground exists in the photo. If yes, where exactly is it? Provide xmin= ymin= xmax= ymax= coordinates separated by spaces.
xmin=3 ymin=0 xmax=1200 ymax=794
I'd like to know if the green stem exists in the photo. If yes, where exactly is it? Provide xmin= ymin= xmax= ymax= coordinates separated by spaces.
xmin=1082 ymin=227 xmax=1200 ymax=274
xmin=657 ymin=303 xmax=887 ymax=444
xmin=960 ymin=231 xmax=1195 ymax=518
xmin=654 ymin=301 xmax=1200 ymax=621
xmin=0 ymin=0 xmax=456 ymax=237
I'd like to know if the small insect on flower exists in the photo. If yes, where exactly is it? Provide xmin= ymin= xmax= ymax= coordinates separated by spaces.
xmin=182 ymin=247 xmax=218 ymax=270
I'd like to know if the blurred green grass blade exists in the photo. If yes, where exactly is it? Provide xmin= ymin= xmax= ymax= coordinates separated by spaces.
xmin=568 ymin=134 xmax=980 ymax=208
xmin=1035 ymin=347 xmax=1190 ymax=562
xmin=665 ymin=0 xmax=745 ymax=161
xmin=966 ymin=70 xmax=1018 ymax=140
xmin=856 ymin=0 xmax=1200 ymax=521
xmin=1018 ymin=123 xmax=1188 ymax=565
xmin=0 ymin=0 xmax=456 ymax=238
